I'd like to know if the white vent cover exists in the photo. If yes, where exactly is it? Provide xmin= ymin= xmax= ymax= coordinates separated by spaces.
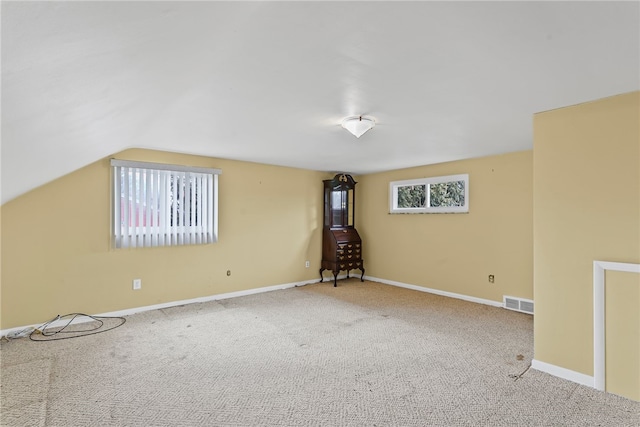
xmin=503 ymin=296 xmax=534 ymax=315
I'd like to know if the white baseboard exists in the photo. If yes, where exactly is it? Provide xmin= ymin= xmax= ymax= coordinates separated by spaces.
xmin=3 ymin=274 xmax=599 ymax=394
xmin=1 ymin=278 xmax=320 ymax=339
xmin=361 ymin=276 xmax=595 ymax=392
xmin=319 ymin=272 xmax=351 ymax=283
xmin=531 ymin=359 xmax=594 ymax=388
xmin=365 ymin=275 xmax=503 ymax=308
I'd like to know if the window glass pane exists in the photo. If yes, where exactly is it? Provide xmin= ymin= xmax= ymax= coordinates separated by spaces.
xmin=397 ymin=185 xmax=426 ymax=208
xmin=389 ymin=174 xmax=468 ymax=214
xmin=429 ymin=180 xmax=465 ymax=207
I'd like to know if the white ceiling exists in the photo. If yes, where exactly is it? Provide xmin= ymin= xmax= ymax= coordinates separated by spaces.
xmin=2 ymin=1 xmax=639 ymax=204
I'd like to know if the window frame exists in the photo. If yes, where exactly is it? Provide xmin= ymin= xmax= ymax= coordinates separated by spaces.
xmin=110 ymin=159 xmax=221 ymax=249
xmin=389 ymin=173 xmax=469 ymax=214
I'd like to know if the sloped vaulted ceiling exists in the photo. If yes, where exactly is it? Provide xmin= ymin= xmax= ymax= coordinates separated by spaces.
xmin=2 ymin=1 xmax=639 ymax=204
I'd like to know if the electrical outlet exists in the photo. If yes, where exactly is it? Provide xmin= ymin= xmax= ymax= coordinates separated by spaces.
xmin=488 ymin=275 xmax=495 ymax=283
xmin=133 ymin=279 xmax=142 ymax=290
xmin=305 ymin=261 xmax=310 ymax=268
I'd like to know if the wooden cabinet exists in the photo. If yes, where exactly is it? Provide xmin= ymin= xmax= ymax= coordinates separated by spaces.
xmin=320 ymin=174 xmax=365 ymax=286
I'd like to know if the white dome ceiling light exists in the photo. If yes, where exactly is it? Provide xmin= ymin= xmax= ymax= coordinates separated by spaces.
xmin=341 ymin=115 xmax=375 ymax=138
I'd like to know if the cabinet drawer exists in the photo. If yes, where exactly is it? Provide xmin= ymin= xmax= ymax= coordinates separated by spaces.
xmin=338 ymin=260 xmax=363 ymax=270
xmin=338 ymin=250 xmax=361 ymax=260
xmin=337 ymin=242 xmax=360 ymax=250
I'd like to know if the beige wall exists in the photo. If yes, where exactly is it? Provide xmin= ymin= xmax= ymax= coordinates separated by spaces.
xmin=533 ymin=92 xmax=639 ymax=397
xmin=357 ymin=150 xmax=533 ymax=303
xmin=1 ymin=148 xmax=329 ymax=329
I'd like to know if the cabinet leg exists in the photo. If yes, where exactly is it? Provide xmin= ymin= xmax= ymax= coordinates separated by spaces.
xmin=319 ymin=268 xmax=324 ymax=283
xmin=333 ymin=271 xmax=338 ymax=287
xmin=360 ymin=268 xmax=365 ymax=282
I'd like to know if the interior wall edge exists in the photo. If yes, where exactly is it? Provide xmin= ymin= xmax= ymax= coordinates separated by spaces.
xmin=531 ymin=359 xmax=594 ymax=388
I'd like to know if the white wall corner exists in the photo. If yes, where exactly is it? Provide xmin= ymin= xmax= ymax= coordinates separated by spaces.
xmin=531 ymin=359 xmax=594 ymax=388
xmin=592 ymin=260 xmax=640 ymax=391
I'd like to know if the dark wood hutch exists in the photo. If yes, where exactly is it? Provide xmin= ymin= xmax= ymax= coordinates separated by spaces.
xmin=320 ymin=173 xmax=365 ymax=286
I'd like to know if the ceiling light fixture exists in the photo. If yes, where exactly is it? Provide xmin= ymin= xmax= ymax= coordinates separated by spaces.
xmin=341 ymin=115 xmax=375 ymax=138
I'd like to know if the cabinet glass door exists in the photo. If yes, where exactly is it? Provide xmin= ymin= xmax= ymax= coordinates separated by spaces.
xmin=347 ymin=189 xmax=354 ymax=226
xmin=331 ymin=190 xmax=345 ymax=226
xmin=330 ymin=189 xmax=354 ymax=227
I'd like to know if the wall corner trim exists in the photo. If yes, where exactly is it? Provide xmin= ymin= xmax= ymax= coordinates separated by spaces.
xmin=531 ymin=359 xmax=594 ymax=388
xmin=364 ymin=276 xmax=503 ymax=307
xmin=592 ymin=260 xmax=640 ymax=391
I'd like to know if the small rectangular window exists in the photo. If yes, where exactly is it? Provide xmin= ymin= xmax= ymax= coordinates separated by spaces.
xmin=390 ymin=174 xmax=468 ymax=214
xmin=111 ymin=159 xmax=221 ymax=248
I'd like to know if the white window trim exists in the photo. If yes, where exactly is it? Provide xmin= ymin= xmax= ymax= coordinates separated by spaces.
xmin=110 ymin=159 xmax=221 ymax=175
xmin=389 ymin=173 xmax=469 ymax=214
xmin=110 ymin=159 xmax=221 ymax=249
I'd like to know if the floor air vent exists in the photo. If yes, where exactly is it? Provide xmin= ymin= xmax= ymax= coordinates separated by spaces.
xmin=503 ymin=296 xmax=534 ymax=315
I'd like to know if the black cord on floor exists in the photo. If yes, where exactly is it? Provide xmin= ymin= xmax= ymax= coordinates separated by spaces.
xmin=29 ymin=313 xmax=126 ymax=341
xmin=509 ymin=363 xmax=532 ymax=381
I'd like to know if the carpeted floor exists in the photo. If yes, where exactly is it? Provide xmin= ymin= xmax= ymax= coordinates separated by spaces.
xmin=1 ymin=280 xmax=638 ymax=426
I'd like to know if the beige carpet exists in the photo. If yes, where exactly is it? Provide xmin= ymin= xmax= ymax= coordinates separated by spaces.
xmin=1 ymin=280 xmax=638 ymax=426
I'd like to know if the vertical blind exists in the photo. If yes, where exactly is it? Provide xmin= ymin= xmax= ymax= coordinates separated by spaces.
xmin=111 ymin=159 xmax=221 ymax=249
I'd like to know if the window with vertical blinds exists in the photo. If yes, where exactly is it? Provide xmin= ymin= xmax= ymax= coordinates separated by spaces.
xmin=110 ymin=159 xmax=221 ymax=249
